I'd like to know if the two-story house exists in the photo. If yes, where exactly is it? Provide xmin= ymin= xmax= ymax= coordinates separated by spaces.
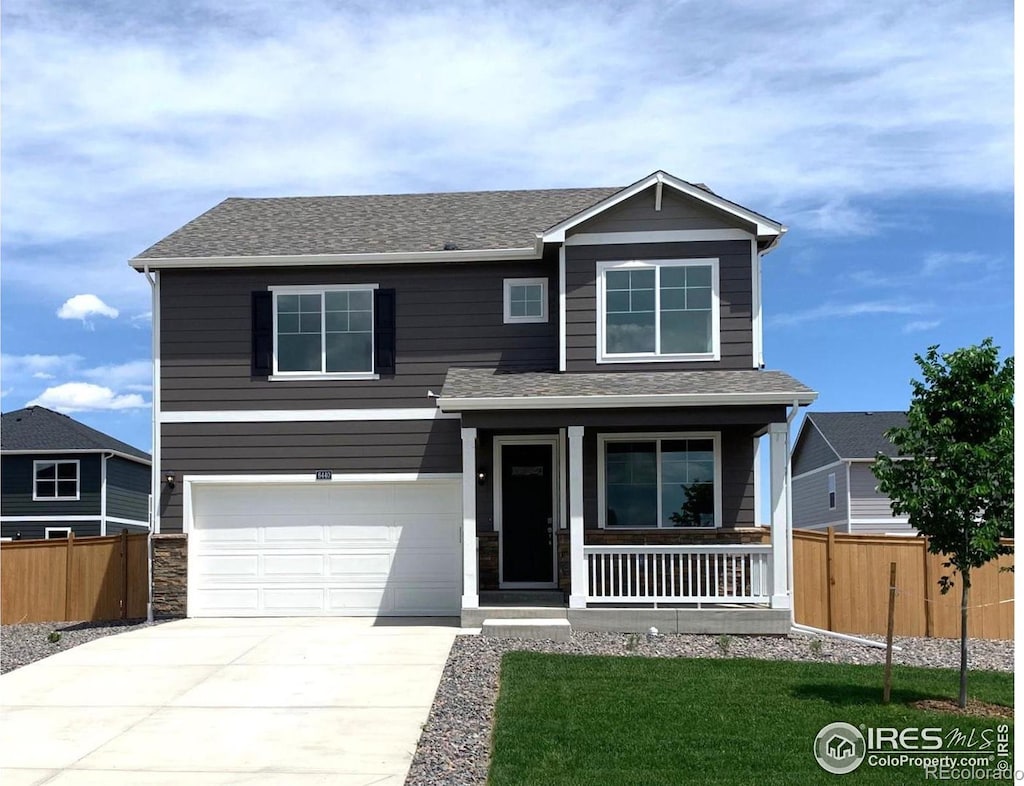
xmin=792 ymin=411 xmax=912 ymax=535
xmin=131 ymin=170 xmax=816 ymax=633
xmin=1 ymin=406 xmax=151 ymax=540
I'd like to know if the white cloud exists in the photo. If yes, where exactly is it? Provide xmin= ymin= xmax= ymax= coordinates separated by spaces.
xmin=1 ymin=353 xmax=83 ymax=378
xmin=27 ymin=382 xmax=147 ymax=413
xmin=921 ymin=251 xmax=999 ymax=276
xmin=902 ymin=320 xmax=941 ymax=334
xmin=1 ymin=354 xmax=152 ymax=407
xmin=771 ymin=299 xmax=930 ymax=327
xmin=32 ymin=371 xmax=55 ymax=379
xmin=57 ymin=294 xmax=119 ymax=321
xmin=80 ymin=359 xmax=152 ymax=390
xmin=0 ymin=0 xmax=1011 ymax=280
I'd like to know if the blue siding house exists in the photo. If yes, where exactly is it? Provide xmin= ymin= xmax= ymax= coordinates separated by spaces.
xmin=1 ymin=406 xmax=151 ymax=540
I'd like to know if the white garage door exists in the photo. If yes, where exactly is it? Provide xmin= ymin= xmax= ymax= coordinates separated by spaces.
xmin=188 ymin=479 xmax=461 ymax=617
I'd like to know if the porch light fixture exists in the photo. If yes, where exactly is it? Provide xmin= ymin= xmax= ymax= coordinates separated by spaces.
xmin=477 ymin=467 xmax=487 ymax=485
xmin=165 ymin=472 xmax=176 ymax=488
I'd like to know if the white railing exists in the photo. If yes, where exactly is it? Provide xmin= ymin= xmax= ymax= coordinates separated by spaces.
xmin=584 ymin=545 xmax=772 ymax=606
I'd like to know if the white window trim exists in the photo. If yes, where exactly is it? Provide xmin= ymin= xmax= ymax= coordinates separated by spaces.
xmin=45 ymin=527 xmax=72 ymax=539
xmin=269 ymin=284 xmax=380 ymax=381
xmin=827 ymin=472 xmax=837 ymax=510
xmin=33 ymin=459 xmax=80 ymax=502
xmin=595 ymin=258 xmax=721 ymax=364
xmin=503 ymin=277 xmax=549 ymax=324
xmin=597 ymin=432 xmax=722 ymax=530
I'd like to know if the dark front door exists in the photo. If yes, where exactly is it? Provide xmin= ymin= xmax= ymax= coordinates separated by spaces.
xmin=501 ymin=443 xmax=554 ymax=584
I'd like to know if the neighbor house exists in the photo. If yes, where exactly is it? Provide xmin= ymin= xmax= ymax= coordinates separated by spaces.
xmin=1 ymin=406 xmax=151 ymax=540
xmin=130 ymin=170 xmax=816 ymax=633
xmin=791 ymin=411 xmax=911 ymax=535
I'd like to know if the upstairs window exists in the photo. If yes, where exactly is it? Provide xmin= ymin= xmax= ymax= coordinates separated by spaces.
xmin=504 ymin=278 xmax=548 ymax=323
xmin=271 ymin=286 xmax=376 ymax=379
xmin=597 ymin=259 xmax=719 ymax=362
xmin=34 ymin=460 xmax=80 ymax=501
xmin=828 ymin=472 xmax=837 ymax=510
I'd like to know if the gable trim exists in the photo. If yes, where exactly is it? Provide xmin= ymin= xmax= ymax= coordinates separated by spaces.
xmin=540 ymin=171 xmax=785 ymax=244
xmin=565 ymin=229 xmax=753 ymax=246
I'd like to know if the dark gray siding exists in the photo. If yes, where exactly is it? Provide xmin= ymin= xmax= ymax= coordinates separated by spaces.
xmin=792 ymin=465 xmax=848 ymax=530
xmin=461 ymin=405 xmax=786 ymax=431
xmin=160 ymin=257 xmax=559 ymax=412
xmin=564 ymin=240 xmax=754 ymax=372
xmin=106 ymin=456 xmax=150 ymax=522
xmin=791 ymin=419 xmax=841 ymax=476
xmin=159 ymin=418 xmax=462 ymax=531
xmin=1 ymin=454 xmax=101 ymax=516
xmin=570 ymin=186 xmax=752 ymax=235
xmin=1 ymin=520 xmax=101 ymax=540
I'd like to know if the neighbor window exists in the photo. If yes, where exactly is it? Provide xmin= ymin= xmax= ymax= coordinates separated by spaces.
xmin=601 ymin=435 xmax=719 ymax=528
xmin=597 ymin=259 xmax=719 ymax=362
xmin=827 ymin=472 xmax=837 ymax=510
xmin=45 ymin=527 xmax=71 ymax=539
xmin=272 ymin=286 xmax=376 ymax=377
xmin=33 ymin=460 xmax=79 ymax=501
xmin=504 ymin=278 xmax=548 ymax=324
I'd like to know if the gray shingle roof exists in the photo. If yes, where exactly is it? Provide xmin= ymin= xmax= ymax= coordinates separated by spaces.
xmin=807 ymin=411 xmax=908 ymax=459
xmin=440 ymin=368 xmax=815 ymax=405
xmin=134 ymin=187 xmax=622 ymax=259
xmin=1 ymin=407 xmax=150 ymax=462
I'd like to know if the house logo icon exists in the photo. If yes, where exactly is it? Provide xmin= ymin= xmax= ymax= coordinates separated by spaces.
xmin=814 ymin=722 xmax=866 ymax=774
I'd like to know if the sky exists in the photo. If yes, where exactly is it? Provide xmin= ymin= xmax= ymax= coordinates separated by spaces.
xmin=0 ymin=0 xmax=1014 ymax=457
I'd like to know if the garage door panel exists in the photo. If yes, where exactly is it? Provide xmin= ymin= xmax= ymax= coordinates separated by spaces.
xmin=190 ymin=480 xmax=461 ymax=617
xmin=327 ymin=552 xmax=393 ymax=577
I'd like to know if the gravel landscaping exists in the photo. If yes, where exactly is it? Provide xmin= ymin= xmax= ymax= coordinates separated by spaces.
xmin=0 ymin=619 xmax=167 ymax=674
xmin=405 ymin=630 xmax=1014 ymax=786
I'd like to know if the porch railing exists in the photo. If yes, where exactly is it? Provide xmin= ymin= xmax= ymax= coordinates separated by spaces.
xmin=583 ymin=545 xmax=772 ymax=606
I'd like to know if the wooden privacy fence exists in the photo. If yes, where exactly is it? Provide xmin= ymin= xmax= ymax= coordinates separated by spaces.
xmin=793 ymin=529 xmax=1013 ymax=640
xmin=1 ymin=532 xmax=149 ymax=624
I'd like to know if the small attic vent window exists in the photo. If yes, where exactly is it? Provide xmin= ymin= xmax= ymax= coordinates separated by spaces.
xmin=443 ymin=242 xmax=459 ymax=251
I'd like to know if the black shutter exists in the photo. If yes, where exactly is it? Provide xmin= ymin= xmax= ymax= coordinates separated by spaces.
xmin=251 ymin=291 xmax=273 ymax=377
xmin=374 ymin=288 xmax=396 ymax=375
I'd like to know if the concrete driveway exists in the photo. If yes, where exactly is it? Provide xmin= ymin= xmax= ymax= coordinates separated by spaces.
xmin=0 ymin=617 xmax=460 ymax=785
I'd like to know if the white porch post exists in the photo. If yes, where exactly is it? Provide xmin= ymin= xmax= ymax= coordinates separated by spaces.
xmin=461 ymin=427 xmax=479 ymax=609
xmin=768 ymin=421 xmax=791 ymax=609
xmin=568 ymin=425 xmax=586 ymax=609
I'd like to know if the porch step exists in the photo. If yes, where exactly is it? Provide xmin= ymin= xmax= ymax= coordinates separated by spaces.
xmin=462 ymin=606 xmax=568 ymax=626
xmin=481 ymin=618 xmax=572 ymax=642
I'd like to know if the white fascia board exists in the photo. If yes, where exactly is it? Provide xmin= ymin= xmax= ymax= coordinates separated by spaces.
xmin=440 ymin=390 xmax=818 ymax=411
xmin=1 ymin=449 xmax=151 ymax=466
xmin=558 ymin=245 xmax=567 ymax=372
xmin=183 ymin=472 xmax=462 ymax=485
xmin=565 ymin=229 xmax=753 ymax=246
xmin=129 ymin=246 xmax=540 ymax=271
xmin=160 ymin=407 xmax=458 ymax=423
xmin=540 ymin=171 xmax=785 ymax=244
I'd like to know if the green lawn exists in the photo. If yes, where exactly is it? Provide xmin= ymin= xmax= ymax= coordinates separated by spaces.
xmin=489 ymin=653 xmax=1013 ymax=785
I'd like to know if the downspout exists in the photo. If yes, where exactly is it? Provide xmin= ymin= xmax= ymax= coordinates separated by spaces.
xmin=142 ymin=264 xmax=158 ymax=624
xmin=100 ymin=451 xmax=113 ymax=536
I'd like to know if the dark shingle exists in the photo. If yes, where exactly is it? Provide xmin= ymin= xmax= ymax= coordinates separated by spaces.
xmin=440 ymin=368 xmax=815 ymax=403
xmin=1 ymin=407 xmax=150 ymax=462
xmin=806 ymin=411 xmax=909 ymax=459
xmin=134 ymin=187 xmax=621 ymax=259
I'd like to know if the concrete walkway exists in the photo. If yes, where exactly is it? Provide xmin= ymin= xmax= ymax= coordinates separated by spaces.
xmin=0 ymin=617 xmax=460 ymax=785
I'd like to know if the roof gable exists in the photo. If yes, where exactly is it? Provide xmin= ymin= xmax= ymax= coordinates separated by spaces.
xmin=805 ymin=411 xmax=909 ymax=460
xmin=1 ymin=406 xmax=150 ymax=462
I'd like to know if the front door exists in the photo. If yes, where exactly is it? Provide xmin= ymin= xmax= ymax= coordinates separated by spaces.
xmin=500 ymin=443 xmax=555 ymax=585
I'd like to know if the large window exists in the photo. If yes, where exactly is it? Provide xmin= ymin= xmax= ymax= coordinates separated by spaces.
xmin=34 ymin=460 xmax=80 ymax=501
xmin=597 ymin=259 xmax=719 ymax=362
xmin=600 ymin=435 xmax=719 ymax=528
xmin=272 ymin=286 xmax=376 ymax=378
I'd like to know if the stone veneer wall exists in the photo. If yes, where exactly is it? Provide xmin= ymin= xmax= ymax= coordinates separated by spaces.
xmin=478 ymin=532 xmax=498 ymax=590
xmin=152 ymin=533 xmax=188 ymax=617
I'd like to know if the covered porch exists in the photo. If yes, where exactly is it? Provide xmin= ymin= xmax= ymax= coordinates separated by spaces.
xmin=439 ymin=368 xmax=817 ymax=632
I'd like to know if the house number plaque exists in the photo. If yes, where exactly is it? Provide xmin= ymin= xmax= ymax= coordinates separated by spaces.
xmin=315 ymin=470 xmax=333 ymax=481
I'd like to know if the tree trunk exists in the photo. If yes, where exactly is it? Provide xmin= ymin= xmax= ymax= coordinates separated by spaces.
xmin=959 ymin=577 xmax=970 ymax=709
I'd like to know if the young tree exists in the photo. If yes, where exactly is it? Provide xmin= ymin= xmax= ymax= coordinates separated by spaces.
xmin=873 ymin=339 xmax=1013 ymax=708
